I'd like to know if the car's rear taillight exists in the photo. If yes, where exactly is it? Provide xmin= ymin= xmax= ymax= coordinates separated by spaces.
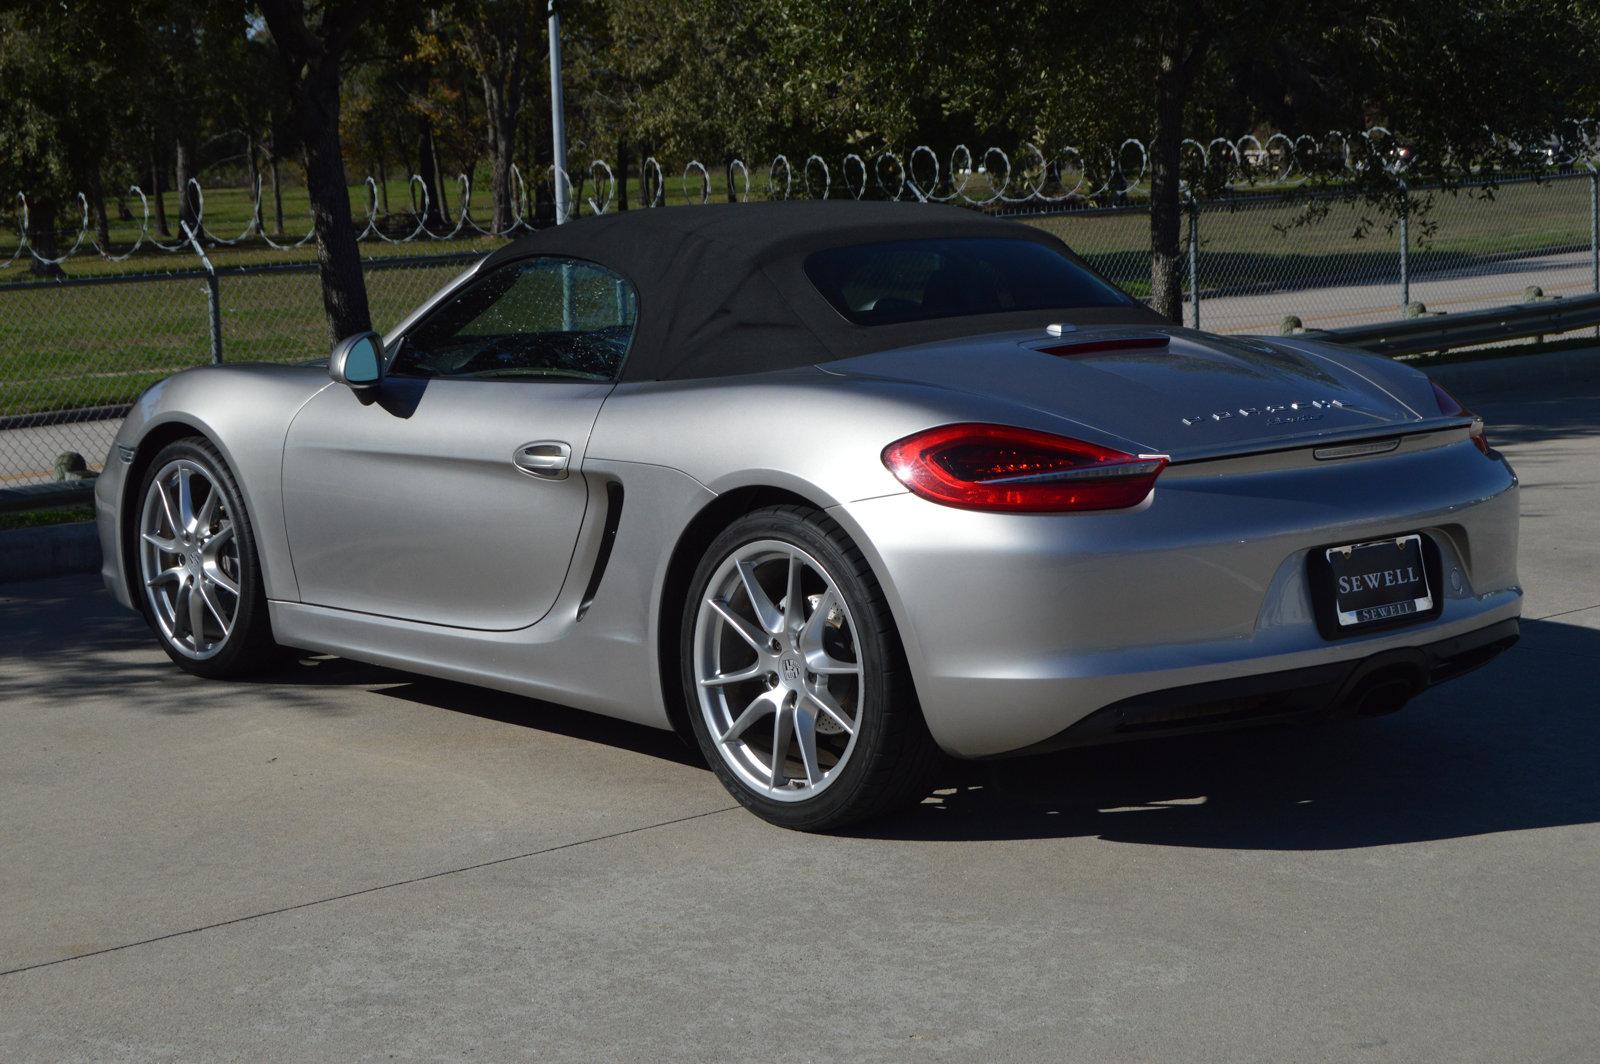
xmin=1431 ymin=381 xmax=1490 ymax=455
xmin=881 ymin=423 xmax=1168 ymax=512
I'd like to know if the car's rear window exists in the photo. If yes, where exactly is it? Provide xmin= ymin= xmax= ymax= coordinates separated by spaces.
xmin=803 ymin=237 xmax=1135 ymax=326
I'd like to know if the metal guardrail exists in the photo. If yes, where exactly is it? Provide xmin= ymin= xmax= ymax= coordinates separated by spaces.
xmin=1307 ymin=293 xmax=1600 ymax=357
xmin=0 ymin=403 xmax=132 ymax=434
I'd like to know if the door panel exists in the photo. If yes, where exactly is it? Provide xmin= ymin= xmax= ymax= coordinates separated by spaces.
xmin=281 ymin=377 xmax=611 ymax=630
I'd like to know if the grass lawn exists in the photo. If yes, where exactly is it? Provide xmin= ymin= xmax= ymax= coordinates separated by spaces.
xmin=1 ymin=171 xmax=1593 ymax=418
xmin=0 ymin=259 xmax=471 ymax=415
xmin=0 ymin=506 xmax=94 ymax=530
xmin=1028 ymin=175 xmax=1594 ymax=298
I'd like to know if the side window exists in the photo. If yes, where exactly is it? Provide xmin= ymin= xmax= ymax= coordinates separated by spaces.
xmin=392 ymin=257 xmax=638 ymax=381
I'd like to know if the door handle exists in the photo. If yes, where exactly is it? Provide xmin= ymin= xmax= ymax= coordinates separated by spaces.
xmin=513 ymin=441 xmax=571 ymax=480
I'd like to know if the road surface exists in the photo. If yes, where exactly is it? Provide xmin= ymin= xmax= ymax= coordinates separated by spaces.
xmin=0 ymin=385 xmax=1597 ymax=1063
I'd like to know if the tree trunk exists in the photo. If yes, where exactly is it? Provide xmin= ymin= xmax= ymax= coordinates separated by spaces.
xmin=533 ymin=178 xmax=553 ymax=225
xmin=298 ymin=62 xmax=372 ymax=340
xmin=27 ymin=196 xmax=64 ymax=277
xmin=616 ymin=140 xmax=630 ymax=211
xmin=259 ymin=0 xmax=373 ymax=339
xmin=175 ymin=135 xmax=198 ymax=235
xmin=270 ymin=153 xmax=285 ymax=236
xmin=246 ymin=131 xmax=262 ymax=232
xmin=482 ymin=76 xmax=518 ymax=231
xmin=150 ymin=139 xmax=171 ymax=238
xmin=416 ymin=118 xmax=445 ymax=227
xmin=88 ymin=169 xmax=111 ymax=248
xmin=376 ymin=152 xmax=390 ymax=216
xmin=433 ymin=134 xmax=451 ymax=220
xmin=1148 ymin=49 xmax=1189 ymax=322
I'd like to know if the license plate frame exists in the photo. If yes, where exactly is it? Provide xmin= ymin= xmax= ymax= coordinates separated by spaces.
xmin=1307 ymin=532 xmax=1442 ymax=640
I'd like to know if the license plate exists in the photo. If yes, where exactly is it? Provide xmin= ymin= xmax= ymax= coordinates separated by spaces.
xmin=1324 ymin=534 xmax=1433 ymax=628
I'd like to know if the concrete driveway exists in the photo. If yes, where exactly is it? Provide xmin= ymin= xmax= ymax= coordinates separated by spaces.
xmin=2 ymin=386 xmax=1597 ymax=1063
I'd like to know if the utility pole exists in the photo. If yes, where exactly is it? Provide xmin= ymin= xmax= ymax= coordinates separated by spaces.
xmin=547 ymin=0 xmax=569 ymax=224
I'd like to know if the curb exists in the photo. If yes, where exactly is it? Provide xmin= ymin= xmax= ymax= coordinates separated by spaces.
xmin=1417 ymin=347 xmax=1600 ymax=400
xmin=0 ymin=522 xmax=102 ymax=585
xmin=0 ymin=403 xmax=130 ymax=433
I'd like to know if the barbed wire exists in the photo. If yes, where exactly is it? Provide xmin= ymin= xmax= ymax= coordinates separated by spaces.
xmin=7 ymin=123 xmax=1599 ymax=270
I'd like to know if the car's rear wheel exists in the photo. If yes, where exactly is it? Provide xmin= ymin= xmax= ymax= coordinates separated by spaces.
xmin=682 ymin=505 xmax=943 ymax=830
xmin=134 ymin=438 xmax=279 ymax=678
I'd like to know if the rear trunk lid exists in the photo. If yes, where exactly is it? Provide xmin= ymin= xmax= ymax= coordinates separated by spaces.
xmin=822 ymin=326 xmax=1432 ymax=460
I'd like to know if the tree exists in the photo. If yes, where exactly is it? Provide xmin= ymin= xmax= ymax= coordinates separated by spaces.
xmin=1141 ymin=2 xmax=1229 ymax=322
xmin=255 ymin=0 xmax=374 ymax=341
xmin=0 ymin=3 xmax=149 ymax=271
xmin=428 ymin=1 xmax=538 ymax=231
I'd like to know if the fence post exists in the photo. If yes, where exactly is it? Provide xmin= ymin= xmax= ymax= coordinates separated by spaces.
xmin=1398 ymin=178 xmax=1409 ymax=310
xmin=181 ymin=221 xmax=223 ymax=364
xmin=1186 ymin=191 xmax=1200 ymax=329
xmin=547 ymin=0 xmax=570 ymax=225
xmin=1590 ymin=167 xmax=1598 ymax=337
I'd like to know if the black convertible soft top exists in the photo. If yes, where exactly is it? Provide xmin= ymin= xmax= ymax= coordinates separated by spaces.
xmin=479 ymin=200 xmax=1166 ymax=382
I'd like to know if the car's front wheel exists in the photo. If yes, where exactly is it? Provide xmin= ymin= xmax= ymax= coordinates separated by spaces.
xmin=681 ymin=505 xmax=943 ymax=830
xmin=133 ymin=437 xmax=280 ymax=678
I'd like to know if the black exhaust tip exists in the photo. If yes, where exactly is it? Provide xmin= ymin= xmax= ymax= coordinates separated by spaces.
xmin=1353 ymin=676 xmax=1416 ymax=716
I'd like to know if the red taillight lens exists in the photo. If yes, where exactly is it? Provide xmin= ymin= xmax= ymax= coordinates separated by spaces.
xmin=881 ymin=423 xmax=1168 ymax=512
xmin=1431 ymin=381 xmax=1490 ymax=455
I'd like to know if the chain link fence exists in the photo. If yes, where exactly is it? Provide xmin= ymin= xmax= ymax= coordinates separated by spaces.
xmin=4 ymin=169 xmax=1600 ymax=490
xmin=0 ymin=251 xmax=481 ymax=489
xmin=1025 ymin=170 xmax=1600 ymax=336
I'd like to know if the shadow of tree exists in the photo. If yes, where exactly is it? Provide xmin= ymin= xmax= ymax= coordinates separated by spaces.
xmin=0 ymin=576 xmax=371 ymax=718
xmin=0 ymin=574 xmax=698 ymax=764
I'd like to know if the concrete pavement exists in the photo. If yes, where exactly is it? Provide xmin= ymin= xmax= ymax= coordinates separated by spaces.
xmin=1 ymin=386 xmax=1597 ymax=1062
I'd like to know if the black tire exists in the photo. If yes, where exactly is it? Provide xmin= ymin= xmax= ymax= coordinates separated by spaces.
xmin=680 ymin=504 xmax=944 ymax=831
xmin=132 ymin=437 xmax=282 ymax=678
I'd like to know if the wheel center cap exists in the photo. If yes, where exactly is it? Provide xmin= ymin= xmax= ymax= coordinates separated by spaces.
xmin=780 ymin=657 xmax=803 ymax=684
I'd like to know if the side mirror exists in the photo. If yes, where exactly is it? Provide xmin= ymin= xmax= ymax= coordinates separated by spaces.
xmin=330 ymin=331 xmax=384 ymax=391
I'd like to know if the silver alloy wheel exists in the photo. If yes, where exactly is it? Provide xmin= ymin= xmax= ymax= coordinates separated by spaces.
xmin=138 ymin=458 xmax=242 ymax=660
xmin=693 ymin=539 xmax=865 ymax=802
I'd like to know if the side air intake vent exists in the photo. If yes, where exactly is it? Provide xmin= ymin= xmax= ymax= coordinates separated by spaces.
xmin=576 ymin=482 xmax=624 ymax=621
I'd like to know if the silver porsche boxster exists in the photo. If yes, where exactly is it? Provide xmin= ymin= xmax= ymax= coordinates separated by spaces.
xmin=95 ymin=201 xmax=1521 ymax=829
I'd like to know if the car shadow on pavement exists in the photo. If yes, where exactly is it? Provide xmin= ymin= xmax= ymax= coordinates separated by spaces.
xmin=851 ymin=617 xmax=1600 ymax=849
xmin=7 ymin=577 xmax=1595 ymax=851
xmin=375 ymin=677 xmax=703 ymax=768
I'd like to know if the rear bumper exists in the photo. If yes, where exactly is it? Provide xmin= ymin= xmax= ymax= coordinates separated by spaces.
xmin=1008 ymin=617 xmax=1518 ymax=757
xmin=832 ymin=432 xmax=1521 ymax=758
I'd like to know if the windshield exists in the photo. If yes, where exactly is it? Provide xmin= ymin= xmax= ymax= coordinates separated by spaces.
xmin=804 ymin=237 xmax=1134 ymax=326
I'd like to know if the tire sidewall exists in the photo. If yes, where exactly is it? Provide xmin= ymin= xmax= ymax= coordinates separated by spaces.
xmin=681 ymin=507 xmax=902 ymax=830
